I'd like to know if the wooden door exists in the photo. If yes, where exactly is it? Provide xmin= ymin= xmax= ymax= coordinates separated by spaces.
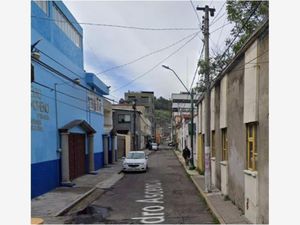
xmin=69 ymin=133 xmax=86 ymax=180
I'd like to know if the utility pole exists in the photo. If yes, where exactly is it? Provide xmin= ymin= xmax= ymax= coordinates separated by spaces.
xmin=132 ymin=99 xmax=137 ymax=151
xmin=197 ymin=5 xmax=215 ymax=192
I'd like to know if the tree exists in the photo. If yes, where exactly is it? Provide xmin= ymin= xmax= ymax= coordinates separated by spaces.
xmin=226 ymin=0 xmax=269 ymax=54
xmin=196 ymin=0 xmax=269 ymax=86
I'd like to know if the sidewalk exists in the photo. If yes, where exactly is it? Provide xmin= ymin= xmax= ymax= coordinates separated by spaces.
xmin=174 ymin=150 xmax=250 ymax=224
xmin=31 ymin=149 xmax=153 ymax=224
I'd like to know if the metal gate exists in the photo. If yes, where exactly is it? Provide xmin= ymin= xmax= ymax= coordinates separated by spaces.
xmin=68 ymin=133 xmax=86 ymax=180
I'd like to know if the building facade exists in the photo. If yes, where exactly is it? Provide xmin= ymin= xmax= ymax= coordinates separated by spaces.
xmin=31 ymin=1 xmax=109 ymax=198
xmin=112 ymin=104 xmax=151 ymax=150
xmin=196 ymin=21 xmax=269 ymax=223
xmin=124 ymin=91 xmax=155 ymax=135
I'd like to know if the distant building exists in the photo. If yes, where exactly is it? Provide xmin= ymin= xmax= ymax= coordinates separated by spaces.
xmin=124 ymin=91 xmax=155 ymax=135
xmin=112 ymin=104 xmax=151 ymax=150
xmin=31 ymin=1 xmax=109 ymax=198
xmin=171 ymin=92 xmax=199 ymax=151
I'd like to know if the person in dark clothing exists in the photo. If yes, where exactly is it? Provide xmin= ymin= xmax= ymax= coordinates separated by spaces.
xmin=182 ymin=146 xmax=191 ymax=166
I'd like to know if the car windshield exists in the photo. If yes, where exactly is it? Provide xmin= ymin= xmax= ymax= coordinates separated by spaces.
xmin=127 ymin=152 xmax=145 ymax=159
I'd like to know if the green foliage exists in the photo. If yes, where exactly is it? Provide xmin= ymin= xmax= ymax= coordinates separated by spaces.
xmin=226 ymin=0 xmax=269 ymax=54
xmin=154 ymin=96 xmax=172 ymax=111
xmin=203 ymin=1 xmax=269 ymax=80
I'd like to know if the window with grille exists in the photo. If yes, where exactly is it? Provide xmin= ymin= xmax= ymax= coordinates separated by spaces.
xmin=211 ymin=131 xmax=215 ymax=157
xmin=222 ymin=128 xmax=228 ymax=161
xmin=34 ymin=0 xmax=48 ymax=15
xmin=247 ymin=123 xmax=257 ymax=170
xmin=53 ymin=4 xmax=82 ymax=48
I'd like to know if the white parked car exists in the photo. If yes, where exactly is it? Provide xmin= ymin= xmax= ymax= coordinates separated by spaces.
xmin=122 ymin=151 xmax=148 ymax=172
xmin=151 ymin=142 xmax=158 ymax=151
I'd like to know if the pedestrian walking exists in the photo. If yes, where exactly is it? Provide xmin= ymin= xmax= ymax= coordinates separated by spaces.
xmin=182 ymin=146 xmax=191 ymax=166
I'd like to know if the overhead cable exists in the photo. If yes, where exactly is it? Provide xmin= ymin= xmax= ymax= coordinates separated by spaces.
xmin=31 ymin=15 xmax=200 ymax=31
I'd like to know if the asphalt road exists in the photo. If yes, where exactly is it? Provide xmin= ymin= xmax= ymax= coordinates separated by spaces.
xmin=69 ymin=146 xmax=216 ymax=224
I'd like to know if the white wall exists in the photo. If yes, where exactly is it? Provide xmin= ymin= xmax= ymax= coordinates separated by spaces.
xmin=243 ymin=40 xmax=258 ymax=123
xmin=220 ymin=74 xmax=228 ymax=128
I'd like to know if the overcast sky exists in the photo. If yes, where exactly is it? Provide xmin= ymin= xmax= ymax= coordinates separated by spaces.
xmin=63 ymin=0 xmax=233 ymax=101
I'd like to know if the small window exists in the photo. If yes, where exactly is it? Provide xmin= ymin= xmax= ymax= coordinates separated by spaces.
xmin=211 ymin=131 xmax=215 ymax=157
xmin=34 ymin=0 xmax=48 ymax=15
xmin=118 ymin=114 xmax=131 ymax=123
xmin=247 ymin=123 xmax=257 ymax=170
xmin=222 ymin=128 xmax=228 ymax=161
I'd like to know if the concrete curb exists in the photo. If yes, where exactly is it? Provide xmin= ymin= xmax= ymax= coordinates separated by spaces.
xmin=190 ymin=176 xmax=226 ymax=224
xmin=173 ymin=150 xmax=225 ymax=224
xmin=55 ymin=187 xmax=97 ymax=216
xmin=55 ymin=173 xmax=125 ymax=217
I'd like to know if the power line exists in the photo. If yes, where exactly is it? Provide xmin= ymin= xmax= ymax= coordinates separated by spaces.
xmin=33 ymin=81 xmax=87 ymax=103
xmin=210 ymin=1 xmax=226 ymax=26
xmin=189 ymin=0 xmax=201 ymax=29
xmin=210 ymin=12 xmax=226 ymax=27
xmin=210 ymin=22 xmax=231 ymax=34
xmin=96 ymin=31 xmax=200 ymax=75
xmin=214 ymin=1 xmax=262 ymax=69
xmin=110 ymin=31 xmax=200 ymax=93
xmin=31 ymin=15 xmax=200 ymax=31
xmin=36 ymin=48 xmax=85 ymax=82
xmin=212 ymin=50 xmax=269 ymax=80
xmin=190 ymin=45 xmax=204 ymax=91
xmin=32 ymin=57 xmax=116 ymax=102
xmin=216 ymin=16 xmax=227 ymax=52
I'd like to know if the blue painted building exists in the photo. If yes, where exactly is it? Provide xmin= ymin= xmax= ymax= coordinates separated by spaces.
xmin=31 ymin=1 xmax=109 ymax=198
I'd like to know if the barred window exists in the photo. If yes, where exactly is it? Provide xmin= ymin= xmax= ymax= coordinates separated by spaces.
xmin=53 ymin=4 xmax=82 ymax=48
xmin=247 ymin=123 xmax=257 ymax=170
xmin=222 ymin=128 xmax=228 ymax=161
xmin=33 ymin=0 xmax=48 ymax=15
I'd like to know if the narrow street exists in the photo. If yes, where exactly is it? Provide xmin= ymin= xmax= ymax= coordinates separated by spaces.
xmin=69 ymin=146 xmax=216 ymax=224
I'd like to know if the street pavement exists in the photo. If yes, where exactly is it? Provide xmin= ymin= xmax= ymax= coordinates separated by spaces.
xmin=68 ymin=146 xmax=216 ymax=224
xmin=32 ymin=145 xmax=248 ymax=224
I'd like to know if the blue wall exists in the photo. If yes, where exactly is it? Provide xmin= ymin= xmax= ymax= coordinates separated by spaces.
xmin=31 ymin=1 xmax=108 ymax=198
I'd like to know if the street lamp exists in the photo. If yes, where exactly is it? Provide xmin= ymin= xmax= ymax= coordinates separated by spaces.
xmin=132 ymin=99 xmax=137 ymax=151
xmin=162 ymin=65 xmax=196 ymax=170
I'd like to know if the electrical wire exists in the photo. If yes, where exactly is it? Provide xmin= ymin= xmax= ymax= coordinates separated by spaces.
xmin=213 ymin=1 xmax=262 ymax=69
xmin=189 ymin=0 xmax=201 ymax=29
xmin=210 ymin=1 xmax=226 ymax=26
xmin=210 ymin=22 xmax=231 ymax=34
xmin=32 ymin=57 xmax=116 ymax=103
xmin=189 ymin=45 xmax=204 ymax=91
xmin=210 ymin=12 xmax=226 ymax=27
xmin=96 ymin=31 xmax=200 ymax=75
xmin=31 ymin=15 xmax=200 ymax=31
xmin=110 ymin=31 xmax=200 ymax=93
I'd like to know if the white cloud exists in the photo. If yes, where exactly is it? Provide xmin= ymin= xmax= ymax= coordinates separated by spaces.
xmin=64 ymin=0 xmax=232 ymax=100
